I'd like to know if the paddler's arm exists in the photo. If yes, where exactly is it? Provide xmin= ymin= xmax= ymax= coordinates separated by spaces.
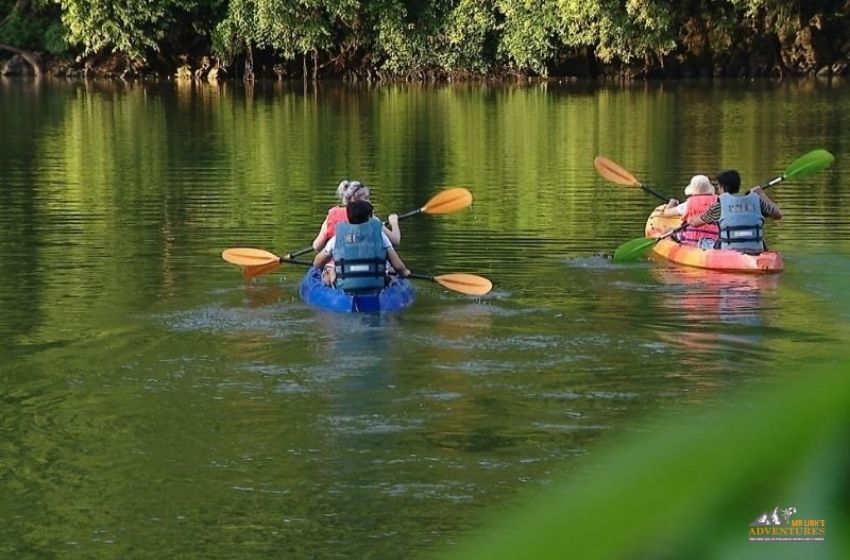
xmin=688 ymin=201 xmax=720 ymax=227
xmin=387 ymin=248 xmax=411 ymax=278
xmin=383 ymin=214 xmax=401 ymax=245
xmin=751 ymin=186 xmax=783 ymax=220
xmin=312 ymin=219 xmax=330 ymax=252
xmin=661 ymin=199 xmax=682 ymax=218
xmin=313 ymin=237 xmax=334 ymax=268
xmin=313 ymin=251 xmax=331 ymax=269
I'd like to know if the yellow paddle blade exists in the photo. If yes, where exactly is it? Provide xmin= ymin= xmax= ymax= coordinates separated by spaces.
xmin=421 ymin=187 xmax=473 ymax=214
xmin=433 ymin=273 xmax=492 ymax=296
xmin=593 ymin=156 xmax=642 ymax=188
xmin=242 ymin=260 xmax=282 ymax=280
xmin=222 ymin=247 xmax=279 ymax=267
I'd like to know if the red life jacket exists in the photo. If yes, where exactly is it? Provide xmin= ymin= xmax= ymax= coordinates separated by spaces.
xmin=679 ymin=194 xmax=720 ymax=246
xmin=324 ymin=206 xmax=348 ymax=240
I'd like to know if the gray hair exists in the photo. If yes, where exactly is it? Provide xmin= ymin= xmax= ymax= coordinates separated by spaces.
xmin=337 ymin=180 xmax=370 ymax=204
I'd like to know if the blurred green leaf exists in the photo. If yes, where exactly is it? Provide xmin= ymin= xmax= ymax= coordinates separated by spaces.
xmin=441 ymin=357 xmax=850 ymax=559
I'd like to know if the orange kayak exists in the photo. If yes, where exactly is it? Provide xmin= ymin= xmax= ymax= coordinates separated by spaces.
xmin=644 ymin=205 xmax=783 ymax=273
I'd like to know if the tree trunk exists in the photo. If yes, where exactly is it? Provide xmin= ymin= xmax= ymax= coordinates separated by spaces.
xmin=244 ymin=42 xmax=255 ymax=82
xmin=0 ymin=43 xmax=43 ymax=77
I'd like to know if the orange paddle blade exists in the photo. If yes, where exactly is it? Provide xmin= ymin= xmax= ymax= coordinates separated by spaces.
xmin=433 ymin=273 xmax=492 ymax=296
xmin=242 ymin=260 xmax=282 ymax=280
xmin=594 ymin=156 xmax=642 ymax=188
xmin=222 ymin=248 xmax=280 ymax=267
xmin=421 ymin=187 xmax=473 ymax=214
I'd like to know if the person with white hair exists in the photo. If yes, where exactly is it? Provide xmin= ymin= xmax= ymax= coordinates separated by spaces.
xmin=311 ymin=180 xmax=401 ymax=253
xmin=660 ymin=174 xmax=719 ymax=248
xmin=313 ymin=200 xmax=411 ymax=289
xmin=688 ymin=169 xmax=782 ymax=253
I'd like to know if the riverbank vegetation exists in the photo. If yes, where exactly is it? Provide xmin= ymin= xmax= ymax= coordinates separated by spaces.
xmin=2 ymin=0 xmax=850 ymax=81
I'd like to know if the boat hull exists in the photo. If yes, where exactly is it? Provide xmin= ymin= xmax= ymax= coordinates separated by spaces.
xmin=298 ymin=267 xmax=415 ymax=313
xmin=644 ymin=205 xmax=783 ymax=273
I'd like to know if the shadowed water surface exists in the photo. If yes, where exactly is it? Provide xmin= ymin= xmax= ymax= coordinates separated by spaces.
xmin=1 ymin=78 xmax=849 ymax=558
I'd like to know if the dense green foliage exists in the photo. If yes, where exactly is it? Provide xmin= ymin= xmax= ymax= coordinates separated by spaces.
xmin=0 ymin=0 xmax=67 ymax=54
xmin=55 ymin=0 xmax=227 ymax=59
xmin=2 ymin=0 xmax=849 ymax=77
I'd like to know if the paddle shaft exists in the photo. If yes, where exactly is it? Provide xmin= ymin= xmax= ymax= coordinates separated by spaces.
xmin=236 ymin=249 xmax=490 ymax=294
xmin=281 ymin=258 xmax=313 ymax=267
xmin=641 ymin=184 xmax=668 ymax=203
xmin=408 ymin=272 xmax=434 ymax=282
xmin=755 ymin=175 xmax=784 ymax=189
xmin=281 ymin=256 xmax=412 ymax=277
xmin=282 ymin=256 xmax=432 ymax=283
xmin=287 ymin=247 xmax=315 ymax=259
xmin=746 ymin=148 xmax=834 ymax=191
xmin=286 ymin=208 xmax=418 ymax=259
xmin=280 ymin=258 xmax=418 ymax=282
xmin=639 ymin=174 xmax=776 ymax=203
xmin=661 ymin=223 xmax=687 ymax=240
xmin=660 ymin=165 xmax=783 ymax=203
xmin=396 ymin=208 xmax=423 ymax=220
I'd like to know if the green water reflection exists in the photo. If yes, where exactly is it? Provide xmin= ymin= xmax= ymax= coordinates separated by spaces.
xmin=1 ymin=78 xmax=849 ymax=558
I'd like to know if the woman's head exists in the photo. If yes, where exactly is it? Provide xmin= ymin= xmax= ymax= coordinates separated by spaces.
xmin=337 ymin=180 xmax=371 ymax=204
xmin=684 ymin=174 xmax=714 ymax=196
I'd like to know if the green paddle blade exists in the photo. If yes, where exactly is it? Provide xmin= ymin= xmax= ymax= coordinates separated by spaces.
xmin=783 ymin=149 xmax=835 ymax=180
xmin=612 ymin=237 xmax=658 ymax=263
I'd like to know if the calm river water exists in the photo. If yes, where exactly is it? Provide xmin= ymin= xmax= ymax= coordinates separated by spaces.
xmin=1 ymin=78 xmax=849 ymax=558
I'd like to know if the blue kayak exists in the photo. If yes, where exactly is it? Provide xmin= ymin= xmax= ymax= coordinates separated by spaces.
xmin=298 ymin=267 xmax=415 ymax=313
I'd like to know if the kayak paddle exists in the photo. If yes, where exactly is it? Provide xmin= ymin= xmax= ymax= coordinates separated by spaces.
xmin=611 ymin=148 xmax=836 ymax=263
xmin=612 ymin=225 xmax=685 ymax=263
xmin=222 ymin=247 xmax=492 ymax=295
xmin=593 ymin=156 xmax=669 ymax=202
xmin=394 ymin=186 xmax=474 ymax=220
xmin=222 ymin=247 xmax=281 ymax=267
xmin=239 ymin=187 xmax=474 ymax=279
xmin=288 ymin=187 xmax=473 ymax=260
xmin=754 ymin=148 xmax=835 ymax=186
xmin=221 ymin=247 xmax=286 ymax=280
xmin=407 ymin=272 xmax=493 ymax=296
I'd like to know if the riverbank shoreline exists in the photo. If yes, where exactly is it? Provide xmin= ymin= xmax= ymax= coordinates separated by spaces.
xmin=4 ymin=56 xmax=850 ymax=84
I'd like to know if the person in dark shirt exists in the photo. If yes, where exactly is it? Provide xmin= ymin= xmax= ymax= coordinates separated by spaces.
xmin=687 ymin=170 xmax=782 ymax=252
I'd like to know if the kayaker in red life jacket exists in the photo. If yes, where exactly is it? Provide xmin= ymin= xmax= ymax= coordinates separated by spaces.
xmin=688 ymin=170 xmax=782 ymax=253
xmin=310 ymin=180 xmax=401 ymax=253
xmin=660 ymin=174 xmax=720 ymax=249
xmin=313 ymin=200 xmax=410 ymax=289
